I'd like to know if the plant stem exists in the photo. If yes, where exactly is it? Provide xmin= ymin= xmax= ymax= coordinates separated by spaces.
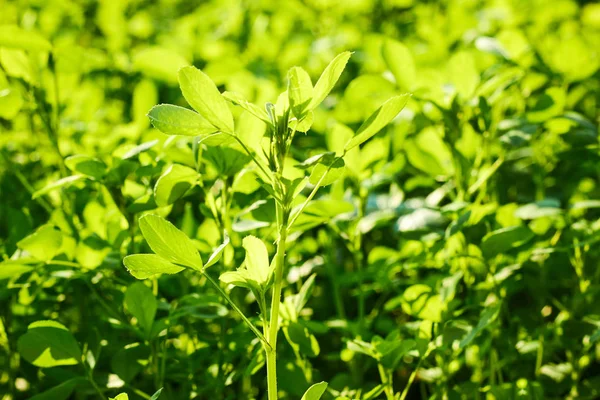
xmin=203 ymin=272 xmax=271 ymax=349
xmin=83 ymin=361 xmax=105 ymax=400
xmin=399 ymin=344 xmax=433 ymax=400
xmin=266 ymin=211 xmax=289 ymax=400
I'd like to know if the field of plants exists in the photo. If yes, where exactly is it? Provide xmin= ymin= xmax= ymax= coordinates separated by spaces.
xmin=1 ymin=0 xmax=600 ymax=399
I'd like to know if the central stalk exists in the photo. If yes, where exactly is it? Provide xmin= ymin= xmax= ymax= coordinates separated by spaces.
xmin=266 ymin=209 xmax=289 ymax=400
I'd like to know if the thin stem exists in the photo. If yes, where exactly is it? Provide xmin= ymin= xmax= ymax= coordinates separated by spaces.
xmin=204 ymin=272 xmax=271 ymax=350
xmin=266 ymin=212 xmax=289 ymax=400
xmin=230 ymin=134 xmax=272 ymax=182
xmin=399 ymin=344 xmax=433 ymax=400
xmin=286 ymin=162 xmax=333 ymax=230
xmin=83 ymin=361 xmax=105 ymax=400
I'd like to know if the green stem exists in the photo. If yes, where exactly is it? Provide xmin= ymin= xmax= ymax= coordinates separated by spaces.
xmin=83 ymin=362 xmax=105 ymax=400
xmin=399 ymin=344 xmax=433 ymax=400
xmin=266 ymin=211 xmax=289 ymax=400
xmin=204 ymin=272 xmax=271 ymax=350
xmin=378 ymin=364 xmax=394 ymax=400
xmin=230 ymin=134 xmax=272 ymax=182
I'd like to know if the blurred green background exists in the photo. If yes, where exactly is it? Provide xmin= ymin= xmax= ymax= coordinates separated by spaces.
xmin=1 ymin=0 xmax=600 ymax=399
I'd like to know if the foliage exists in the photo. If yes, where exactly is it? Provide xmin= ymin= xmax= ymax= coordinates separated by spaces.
xmin=1 ymin=0 xmax=600 ymax=399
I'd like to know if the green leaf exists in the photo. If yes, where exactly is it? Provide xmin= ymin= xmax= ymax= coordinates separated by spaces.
xmin=309 ymin=51 xmax=352 ymax=110
xmin=203 ymin=146 xmax=250 ymax=176
xmin=285 ymin=322 xmax=320 ymax=358
xmin=242 ymin=235 xmax=270 ymax=285
xmin=203 ymin=234 xmax=230 ymax=269
xmin=125 ymin=282 xmax=157 ymax=337
xmin=344 ymin=95 xmax=410 ymax=152
xmin=150 ymin=388 xmax=163 ymax=400
xmin=459 ymin=304 xmax=501 ymax=349
xmin=288 ymin=66 xmax=313 ymax=118
xmin=386 ymin=284 xmax=443 ymax=322
xmin=481 ymin=226 xmax=534 ymax=258
xmin=111 ymin=343 xmax=150 ymax=382
xmin=301 ymin=381 xmax=328 ymax=400
xmin=110 ymin=394 xmax=129 ymax=400
xmin=29 ymin=378 xmax=87 ymax=400
xmin=0 ymin=260 xmax=34 ymax=280
xmin=121 ymin=140 xmax=159 ymax=160
xmin=138 ymin=214 xmax=203 ymax=270
xmin=17 ymin=320 xmax=82 ymax=367
xmin=32 ymin=175 xmax=86 ymax=199
xmin=223 ymin=91 xmax=271 ymax=124
xmin=17 ymin=224 xmax=62 ymax=261
xmin=65 ymin=155 xmax=107 ymax=180
xmin=514 ymin=199 xmax=562 ymax=220
xmin=154 ymin=164 xmax=198 ymax=207
xmin=382 ymin=39 xmax=416 ymax=91
xmin=178 ymin=66 xmax=234 ymax=133
xmin=132 ymin=47 xmax=189 ymax=83
xmin=309 ymin=157 xmax=345 ymax=186
xmin=0 ymin=25 xmax=52 ymax=51
xmin=148 ymin=104 xmax=218 ymax=137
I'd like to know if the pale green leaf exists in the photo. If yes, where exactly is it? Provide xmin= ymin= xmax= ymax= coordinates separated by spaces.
xmin=222 ymin=91 xmax=271 ymax=124
xmin=124 ymin=254 xmax=185 ymax=279
xmin=243 ymin=235 xmax=270 ymax=285
xmin=0 ymin=25 xmax=52 ymax=51
xmin=288 ymin=66 xmax=313 ymax=118
xmin=154 ymin=164 xmax=198 ymax=207
xmin=344 ymin=95 xmax=409 ymax=152
xmin=17 ymin=224 xmax=62 ymax=261
xmin=178 ymin=66 xmax=234 ymax=133
xmin=203 ymin=234 xmax=230 ymax=269
xmin=139 ymin=214 xmax=203 ymax=270
xmin=309 ymin=52 xmax=352 ymax=110
xmin=32 ymin=175 xmax=86 ymax=199
xmin=382 ymin=39 xmax=416 ymax=90
xmin=65 ymin=155 xmax=107 ymax=180
xmin=301 ymin=381 xmax=328 ymax=400
xmin=148 ymin=104 xmax=218 ymax=137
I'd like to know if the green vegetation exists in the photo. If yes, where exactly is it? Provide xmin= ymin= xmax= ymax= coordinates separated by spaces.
xmin=1 ymin=0 xmax=600 ymax=399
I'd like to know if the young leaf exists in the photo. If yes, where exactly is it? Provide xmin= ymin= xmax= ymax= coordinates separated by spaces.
xmin=481 ymin=226 xmax=534 ymax=258
xmin=309 ymin=52 xmax=352 ymax=110
xmin=17 ymin=321 xmax=82 ymax=368
xmin=203 ymin=233 xmax=231 ymax=269
xmin=110 ymin=394 xmax=129 ymax=400
xmin=148 ymin=104 xmax=218 ymax=137
xmin=288 ymin=66 xmax=313 ymax=118
xmin=178 ymin=66 xmax=234 ymax=133
xmin=0 ymin=25 xmax=52 ymax=51
xmin=154 ymin=164 xmax=199 ymax=207
xmin=309 ymin=157 xmax=345 ymax=186
xmin=32 ymin=175 xmax=87 ymax=199
xmin=242 ymin=235 xmax=270 ymax=285
xmin=344 ymin=95 xmax=409 ymax=152
xmin=301 ymin=381 xmax=328 ymax=400
xmin=65 ymin=155 xmax=107 ymax=180
xmin=125 ymin=282 xmax=157 ymax=337
xmin=124 ymin=254 xmax=185 ymax=280
xmin=17 ymin=224 xmax=62 ymax=261
xmin=459 ymin=304 xmax=501 ymax=349
xmin=382 ymin=39 xmax=416 ymax=90
xmin=150 ymin=388 xmax=163 ymax=400
xmin=138 ymin=214 xmax=203 ymax=270
xmin=222 ymin=91 xmax=271 ymax=124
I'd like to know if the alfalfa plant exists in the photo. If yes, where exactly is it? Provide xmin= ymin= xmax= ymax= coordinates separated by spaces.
xmin=124 ymin=51 xmax=408 ymax=399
